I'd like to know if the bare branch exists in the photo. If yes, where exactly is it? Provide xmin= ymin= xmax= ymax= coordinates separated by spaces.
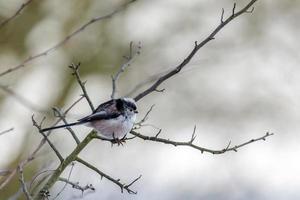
xmin=69 ymin=63 xmax=95 ymax=112
xmin=0 ymin=84 xmax=47 ymax=113
xmin=130 ymin=130 xmax=274 ymax=154
xmin=111 ymin=41 xmax=141 ymax=99
xmin=0 ymin=97 xmax=83 ymax=190
xmin=76 ymin=157 xmax=140 ymax=194
xmin=18 ymin=165 xmax=33 ymax=200
xmin=134 ymin=0 xmax=258 ymax=102
xmin=0 ymin=169 xmax=12 ymax=176
xmin=0 ymin=127 xmax=14 ymax=136
xmin=133 ymin=104 xmax=155 ymax=130
xmin=33 ymin=131 xmax=97 ymax=200
xmin=0 ymin=0 xmax=138 ymax=77
xmin=32 ymin=115 xmax=64 ymax=163
xmin=58 ymin=178 xmax=95 ymax=194
xmin=52 ymin=107 xmax=80 ymax=144
xmin=0 ymin=0 xmax=34 ymax=30
xmin=29 ymin=169 xmax=55 ymax=191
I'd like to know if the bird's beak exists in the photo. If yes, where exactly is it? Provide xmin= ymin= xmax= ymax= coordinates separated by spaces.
xmin=134 ymin=110 xmax=138 ymax=114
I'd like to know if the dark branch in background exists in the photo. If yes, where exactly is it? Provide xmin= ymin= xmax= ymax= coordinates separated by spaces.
xmin=52 ymin=107 xmax=80 ymax=145
xmin=131 ymin=131 xmax=274 ymax=154
xmin=76 ymin=157 xmax=141 ymax=194
xmin=0 ymin=170 xmax=11 ymax=176
xmin=0 ymin=127 xmax=14 ymax=136
xmin=18 ymin=165 xmax=33 ymax=200
xmin=134 ymin=0 xmax=258 ymax=102
xmin=0 ymin=97 xmax=83 ymax=190
xmin=111 ymin=42 xmax=141 ymax=99
xmin=69 ymin=63 xmax=95 ymax=112
xmin=32 ymin=116 xmax=64 ymax=163
xmin=0 ymin=0 xmax=34 ymax=30
xmin=0 ymin=84 xmax=47 ymax=113
xmin=0 ymin=0 xmax=138 ymax=77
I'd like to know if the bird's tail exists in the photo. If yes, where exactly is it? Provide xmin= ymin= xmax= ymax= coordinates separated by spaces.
xmin=41 ymin=121 xmax=83 ymax=132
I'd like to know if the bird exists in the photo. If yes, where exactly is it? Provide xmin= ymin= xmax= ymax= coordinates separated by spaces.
xmin=41 ymin=98 xmax=138 ymax=140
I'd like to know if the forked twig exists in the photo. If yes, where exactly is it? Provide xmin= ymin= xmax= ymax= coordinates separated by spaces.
xmin=111 ymin=42 xmax=141 ymax=99
xmin=76 ymin=157 xmax=141 ymax=194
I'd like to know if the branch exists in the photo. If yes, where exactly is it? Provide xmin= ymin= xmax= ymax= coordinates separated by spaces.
xmin=0 ymin=0 xmax=138 ymax=77
xmin=133 ymin=104 xmax=155 ymax=130
xmin=0 ymin=0 xmax=34 ymax=30
xmin=0 ymin=127 xmax=14 ymax=136
xmin=33 ymin=131 xmax=97 ymax=200
xmin=32 ymin=115 xmax=64 ymax=163
xmin=111 ymin=41 xmax=141 ymax=99
xmin=53 ymin=162 xmax=75 ymax=199
xmin=18 ymin=165 xmax=33 ymax=200
xmin=0 ymin=97 xmax=83 ymax=190
xmin=58 ymin=178 xmax=95 ymax=194
xmin=130 ymin=130 xmax=274 ymax=154
xmin=0 ymin=84 xmax=46 ymax=113
xmin=134 ymin=0 xmax=258 ymax=102
xmin=76 ymin=157 xmax=141 ymax=194
xmin=0 ymin=169 xmax=11 ymax=176
xmin=69 ymin=63 xmax=95 ymax=111
xmin=52 ymin=107 xmax=80 ymax=144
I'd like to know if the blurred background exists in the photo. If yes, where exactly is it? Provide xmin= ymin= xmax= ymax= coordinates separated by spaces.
xmin=0 ymin=0 xmax=299 ymax=199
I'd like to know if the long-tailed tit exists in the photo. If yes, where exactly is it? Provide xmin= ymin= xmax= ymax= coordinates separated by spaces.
xmin=41 ymin=98 xmax=138 ymax=139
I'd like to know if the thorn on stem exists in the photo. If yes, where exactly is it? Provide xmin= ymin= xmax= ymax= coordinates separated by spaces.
xmin=245 ymin=7 xmax=255 ymax=13
xmin=232 ymin=3 xmax=236 ymax=16
xmin=221 ymin=8 xmax=225 ymax=23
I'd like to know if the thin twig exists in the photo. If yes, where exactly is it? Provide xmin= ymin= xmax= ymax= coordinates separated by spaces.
xmin=33 ymin=131 xmax=97 ymax=200
xmin=111 ymin=41 xmax=141 ymax=99
xmin=53 ymin=163 xmax=75 ymax=199
xmin=130 ymin=130 xmax=274 ymax=154
xmin=0 ymin=169 xmax=12 ymax=176
xmin=0 ymin=97 xmax=83 ymax=190
xmin=0 ymin=0 xmax=34 ymax=30
xmin=134 ymin=0 xmax=258 ymax=102
xmin=32 ymin=115 xmax=64 ymax=163
xmin=29 ymin=169 xmax=55 ymax=191
xmin=18 ymin=165 xmax=33 ymax=200
xmin=0 ymin=0 xmax=138 ymax=77
xmin=76 ymin=157 xmax=140 ymax=194
xmin=52 ymin=107 xmax=80 ymax=144
xmin=58 ymin=178 xmax=95 ymax=194
xmin=133 ymin=104 xmax=155 ymax=129
xmin=0 ymin=84 xmax=46 ymax=113
xmin=0 ymin=127 xmax=14 ymax=136
xmin=69 ymin=63 xmax=95 ymax=111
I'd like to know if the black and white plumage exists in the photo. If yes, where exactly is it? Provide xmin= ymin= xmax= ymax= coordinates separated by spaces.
xmin=41 ymin=98 xmax=138 ymax=139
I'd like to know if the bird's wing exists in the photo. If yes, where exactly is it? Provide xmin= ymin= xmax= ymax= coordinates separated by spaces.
xmin=78 ymin=111 xmax=120 ymax=123
xmin=93 ymin=99 xmax=117 ymax=113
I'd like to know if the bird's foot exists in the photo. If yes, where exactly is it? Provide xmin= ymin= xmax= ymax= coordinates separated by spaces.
xmin=110 ymin=134 xmax=126 ymax=146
